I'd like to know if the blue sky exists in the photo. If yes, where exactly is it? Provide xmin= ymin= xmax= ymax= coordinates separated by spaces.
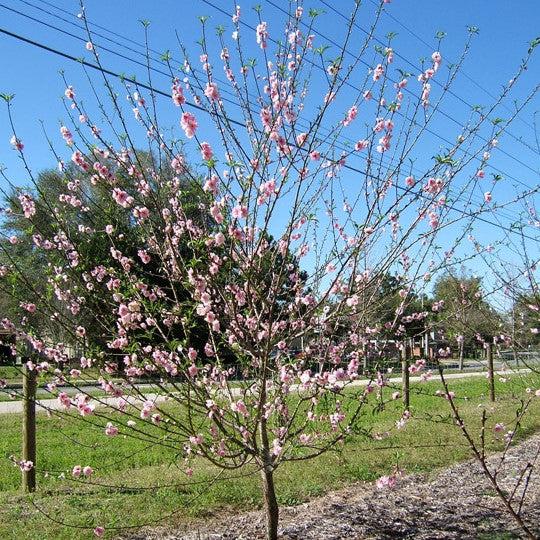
xmin=0 ymin=0 xmax=538 ymax=304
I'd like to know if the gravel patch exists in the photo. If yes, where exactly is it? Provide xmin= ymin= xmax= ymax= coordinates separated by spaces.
xmin=123 ymin=433 xmax=540 ymax=540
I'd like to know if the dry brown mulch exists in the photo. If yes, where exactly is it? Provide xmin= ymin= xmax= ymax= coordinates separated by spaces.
xmin=124 ymin=434 xmax=540 ymax=539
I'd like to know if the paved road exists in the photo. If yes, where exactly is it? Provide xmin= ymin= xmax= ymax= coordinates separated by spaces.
xmin=0 ymin=368 xmax=533 ymax=415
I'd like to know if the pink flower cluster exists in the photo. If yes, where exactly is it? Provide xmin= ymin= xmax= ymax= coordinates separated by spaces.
xmin=181 ymin=112 xmax=198 ymax=138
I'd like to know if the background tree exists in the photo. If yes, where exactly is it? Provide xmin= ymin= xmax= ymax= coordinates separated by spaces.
xmin=433 ymin=271 xmax=501 ymax=368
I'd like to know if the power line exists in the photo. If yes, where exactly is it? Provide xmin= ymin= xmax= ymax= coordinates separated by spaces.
xmin=366 ymin=0 xmax=538 ymax=134
xmin=263 ymin=0 xmax=540 ymax=164
xmin=325 ymin=0 xmax=539 ymax=136
xmin=8 ymin=0 xmax=540 ymax=195
xmin=0 ymin=26 xmax=538 ymax=244
xmin=0 ymin=0 xmax=517 ymax=225
xmin=4 ymin=0 xmax=536 ymax=224
xmin=201 ymin=0 xmax=540 ymax=188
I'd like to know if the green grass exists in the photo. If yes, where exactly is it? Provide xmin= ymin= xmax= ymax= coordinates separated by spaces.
xmin=0 ymin=366 xmax=22 ymax=382
xmin=1 ymin=373 xmax=539 ymax=539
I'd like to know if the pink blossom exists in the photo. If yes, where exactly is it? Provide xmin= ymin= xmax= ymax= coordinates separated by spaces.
xmin=64 ymin=86 xmax=75 ymax=100
xmin=256 ymin=22 xmax=268 ymax=49
xmin=296 ymin=132 xmax=308 ymax=146
xmin=354 ymin=139 xmax=369 ymax=151
xmin=86 ymin=41 xmax=94 ymax=51
xmin=138 ymin=250 xmax=151 ymax=264
xmin=58 ymin=392 xmax=71 ymax=409
xmin=171 ymin=155 xmax=185 ymax=173
xmin=343 ymin=105 xmax=358 ymax=126
xmin=203 ymin=175 xmax=219 ymax=194
xmin=376 ymin=474 xmax=397 ymax=489
xmin=204 ymin=82 xmax=220 ymax=102
xmin=72 ymin=465 xmax=82 ymax=477
xmin=22 ymin=302 xmax=36 ymax=313
xmin=93 ymin=526 xmax=105 ymax=537
xmin=172 ymin=82 xmax=185 ymax=106
xmin=181 ymin=112 xmax=198 ymax=138
xmin=231 ymin=205 xmax=248 ymax=219
xmin=105 ymin=422 xmax=118 ymax=436
xmin=112 ymin=188 xmax=134 ymax=208
xmin=200 ymin=142 xmax=213 ymax=161
xmin=372 ymin=63 xmax=384 ymax=81
xmin=210 ymin=203 xmax=224 ymax=224
xmin=19 ymin=460 xmax=34 ymax=472
xmin=10 ymin=135 xmax=24 ymax=151
xmin=18 ymin=193 xmax=36 ymax=218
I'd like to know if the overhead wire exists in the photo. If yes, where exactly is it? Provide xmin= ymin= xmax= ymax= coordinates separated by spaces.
xmin=0 ymin=26 xmax=538 ymax=242
xmin=201 ymin=0 xmax=540 ymax=188
xmin=1 ymin=0 xmax=535 ymax=226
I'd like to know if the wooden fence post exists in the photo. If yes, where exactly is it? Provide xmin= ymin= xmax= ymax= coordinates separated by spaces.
xmin=401 ymin=342 xmax=410 ymax=410
xmin=486 ymin=342 xmax=495 ymax=403
xmin=22 ymin=362 xmax=37 ymax=492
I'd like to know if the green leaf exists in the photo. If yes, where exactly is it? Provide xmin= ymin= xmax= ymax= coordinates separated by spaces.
xmin=433 ymin=154 xmax=457 ymax=166
xmin=314 ymin=45 xmax=330 ymax=56
xmin=528 ymin=37 xmax=540 ymax=54
xmin=309 ymin=8 xmax=325 ymax=17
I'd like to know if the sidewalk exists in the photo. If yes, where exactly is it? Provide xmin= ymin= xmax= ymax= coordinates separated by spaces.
xmin=0 ymin=368 xmax=533 ymax=415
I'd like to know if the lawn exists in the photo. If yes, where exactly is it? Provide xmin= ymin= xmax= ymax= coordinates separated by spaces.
xmin=1 ymin=373 xmax=539 ymax=539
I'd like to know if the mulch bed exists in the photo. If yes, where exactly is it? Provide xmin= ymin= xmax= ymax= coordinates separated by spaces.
xmin=124 ymin=433 xmax=540 ymax=539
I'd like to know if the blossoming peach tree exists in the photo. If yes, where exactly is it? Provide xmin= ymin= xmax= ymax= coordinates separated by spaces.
xmin=1 ymin=1 xmax=538 ymax=538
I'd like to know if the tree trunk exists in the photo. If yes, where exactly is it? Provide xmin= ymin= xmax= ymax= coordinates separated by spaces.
xmin=261 ymin=465 xmax=279 ymax=540
xmin=458 ymin=340 xmax=464 ymax=371
xmin=258 ymin=393 xmax=279 ymax=540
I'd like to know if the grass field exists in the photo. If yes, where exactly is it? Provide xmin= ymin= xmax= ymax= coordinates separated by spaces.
xmin=1 ymin=373 xmax=539 ymax=539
